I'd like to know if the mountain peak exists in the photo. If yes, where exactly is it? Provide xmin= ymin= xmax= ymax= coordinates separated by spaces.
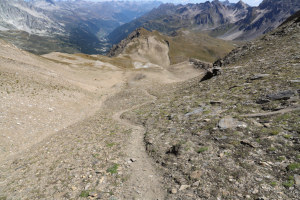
xmin=235 ymin=0 xmax=249 ymax=9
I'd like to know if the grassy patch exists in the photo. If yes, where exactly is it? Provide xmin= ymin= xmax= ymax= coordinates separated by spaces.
xmin=107 ymin=164 xmax=119 ymax=174
xmin=79 ymin=190 xmax=90 ymax=197
xmin=283 ymin=176 xmax=294 ymax=188
xmin=276 ymin=156 xmax=286 ymax=162
xmin=287 ymin=163 xmax=300 ymax=171
xmin=283 ymin=134 xmax=292 ymax=139
xmin=270 ymin=181 xmax=277 ymax=187
xmin=261 ymin=128 xmax=280 ymax=136
xmin=197 ymin=147 xmax=208 ymax=153
xmin=268 ymin=147 xmax=276 ymax=152
xmin=106 ymin=143 xmax=116 ymax=147
xmin=92 ymin=154 xmax=99 ymax=158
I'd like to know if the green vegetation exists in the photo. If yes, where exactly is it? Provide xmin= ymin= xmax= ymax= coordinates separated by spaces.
xmin=166 ymin=30 xmax=235 ymax=64
xmin=277 ymin=156 xmax=286 ymax=162
xmin=283 ymin=134 xmax=292 ymax=139
xmin=79 ymin=190 xmax=90 ymax=197
xmin=270 ymin=181 xmax=277 ymax=187
xmin=92 ymin=153 xmax=99 ymax=158
xmin=283 ymin=176 xmax=294 ymax=188
xmin=197 ymin=147 xmax=208 ymax=153
xmin=107 ymin=164 xmax=119 ymax=174
xmin=287 ymin=163 xmax=300 ymax=171
xmin=261 ymin=128 xmax=280 ymax=136
xmin=268 ymin=147 xmax=276 ymax=152
xmin=106 ymin=143 xmax=116 ymax=147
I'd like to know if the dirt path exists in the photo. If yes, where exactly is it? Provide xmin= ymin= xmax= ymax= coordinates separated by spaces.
xmin=112 ymin=90 xmax=165 ymax=200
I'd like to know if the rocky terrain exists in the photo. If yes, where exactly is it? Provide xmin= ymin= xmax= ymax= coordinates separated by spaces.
xmin=122 ymin=10 xmax=300 ymax=199
xmin=108 ymin=0 xmax=300 ymax=44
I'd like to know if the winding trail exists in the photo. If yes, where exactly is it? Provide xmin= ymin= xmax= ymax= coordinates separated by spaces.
xmin=112 ymin=89 xmax=165 ymax=200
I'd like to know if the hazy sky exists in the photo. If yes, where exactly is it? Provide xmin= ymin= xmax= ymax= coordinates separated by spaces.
xmin=89 ymin=1 xmax=264 ymax=7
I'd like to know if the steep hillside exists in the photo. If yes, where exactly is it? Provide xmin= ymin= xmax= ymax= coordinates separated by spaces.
xmin=122 ymin=10 xmax=300 ymax=200
xmin=108 ymin=28 xmax=235 ymax=65
xmin=108 ymin=0 xmax=300 ymax=44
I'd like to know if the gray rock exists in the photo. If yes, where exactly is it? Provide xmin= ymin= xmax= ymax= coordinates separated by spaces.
xmin=200 ymin=67 xmax=222 ymax=82
xmin=218 ymin=116 xmax=247 ymax=129
xmin=189 ymin=58 xmax=212 ymax=70
xmin=250 ymin=74 xmax=270 ymax=80
xmin=267 ymin=90 xmax=295 ymax=100
xmin=294 ymin=174 xmax=300 ymax=186
xmin=185 ymin=108 xmax=203 ymax=116
xmin=179 ymin=185 xmax=190 ymax=191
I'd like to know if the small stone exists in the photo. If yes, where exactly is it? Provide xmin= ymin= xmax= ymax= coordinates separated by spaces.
xmin=210 ymin=101 xmax=222 ymax=105
xmin=190 ymin=170 xmax=202 ymax=180
xmin=290 ymin=80 xmax=300 ymax=83
xmin=192 ymin=181 xmax=200 ymax=187
xmin=250 ymin=74 xmax=270 ymax=80
xmin=252 ymin=119 xmax=263 ymax=127
xmin=130 ymin=158 xmax=137 ymax=162
xmin=246 ymin=195 xmax=251 ymax=199
xmin=171 ymin=188 xmax=177 ymax=194
xmin=203 ymin=119 xmax=211 ymax=122
xmin=179 ymin=185 xmax=190 ymax=191
xmin=71 ymin=186 xmax=77 ymax=191
xmin=252 ymin=188 xmax=259 ymax=194
xmin=185 ymin=108 xmax=203 ymax=116
xmin=218 ymin=116 xmax=247 ymax=129
xmin=218 ymin=116 xmax=235 ymax=129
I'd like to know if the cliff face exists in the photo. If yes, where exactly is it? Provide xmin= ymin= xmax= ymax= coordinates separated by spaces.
xmin=0 ymin=0 xmax=63 ymax=35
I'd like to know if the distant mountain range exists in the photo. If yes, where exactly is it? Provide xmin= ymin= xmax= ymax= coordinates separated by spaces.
xmin=0 ymin=0 xmax=161 ymax=54
xmin=108 ymin=0 xmax=300 ymax=44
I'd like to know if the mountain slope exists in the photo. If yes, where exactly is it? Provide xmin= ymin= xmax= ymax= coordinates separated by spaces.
xmin=108 ymin=0 xmax=300 ymax=44
xmin=122 ymin=10 xmax=300 ymax=199
xmin=108 ymin=28 xmax=235 ymax=66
